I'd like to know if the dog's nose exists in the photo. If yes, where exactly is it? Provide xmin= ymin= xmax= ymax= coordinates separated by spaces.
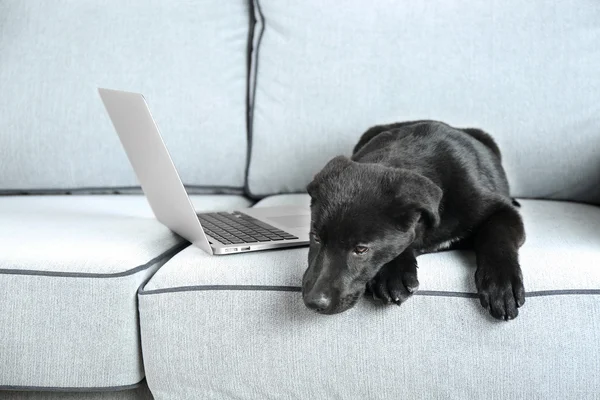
xmin=304 ymin=293 xmax=332 ymax=312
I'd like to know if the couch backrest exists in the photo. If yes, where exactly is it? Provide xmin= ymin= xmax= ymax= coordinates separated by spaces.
xmin=246 ymin=0 xmax=600 ymax=204
xmin=2 ymin=1 xmax=599 ymax=204
xmin=0 ymin=0 xmax=250 ymax=193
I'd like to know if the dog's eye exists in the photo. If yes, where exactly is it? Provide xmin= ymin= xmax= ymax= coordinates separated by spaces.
xmin=311 ymin=232 xmax=321 ymax=244
xmin=353 ymin=246 xmax=369 ymax=255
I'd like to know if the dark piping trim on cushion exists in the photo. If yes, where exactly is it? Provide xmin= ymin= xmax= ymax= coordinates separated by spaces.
xmin=140 ymin=284 xmax=301 ymax=295
xmin=243 ymin=0 xmax=266 ymax=200
xmin=0 ymin=378 xmax=146 ymax=392
xmin=138 ymin=285 xmax=600 ymax=297
xmin=0 ymin=185 xmax=244 ymax=196
xmin=0 ymin=242 xmax=188 ymax=278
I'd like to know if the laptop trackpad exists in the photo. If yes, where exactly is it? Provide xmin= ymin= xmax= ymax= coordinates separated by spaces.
xmin=267 ymin=215 xmax=311 ymax=229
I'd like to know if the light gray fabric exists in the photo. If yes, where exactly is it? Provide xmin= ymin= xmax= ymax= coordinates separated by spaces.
xmin=1 ymin=381 xmax=153 ymax=400
xmin=0 ymin=0 xmax=249 ymax=191
xmin=248 ymin=0 xmax=600 ymax=203
xmin=141 ymin=292 xmax=600 ymax=400
xmin=139 ymin=196 xmax=600 ymax=399
xmin=0 ymin=195 xmax=251 ymax=388
xmin=1 ymin=262 xmax=172 ymax=389
xmin=0 ymin=195 xmax=252 ymax=274
xmin=252 ymin=193 xmax=311 ymax=209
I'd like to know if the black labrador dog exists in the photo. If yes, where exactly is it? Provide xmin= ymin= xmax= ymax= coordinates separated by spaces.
xmin=302 ymin=120 xmax=525 ymax=321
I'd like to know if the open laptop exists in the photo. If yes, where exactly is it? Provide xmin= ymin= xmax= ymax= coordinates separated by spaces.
xmin=98 ymin=88 xmax=310 ymax=255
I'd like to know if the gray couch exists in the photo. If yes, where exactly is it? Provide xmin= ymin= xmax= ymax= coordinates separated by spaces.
xmin=1 ymin=1 xmax=599 ymax=399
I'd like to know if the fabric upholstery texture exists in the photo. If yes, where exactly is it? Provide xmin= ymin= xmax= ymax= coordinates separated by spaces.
xmin=2 ymin=381 xmax=153 ymax=400
xmin=0 ymin=0 xmax=250 ymax=191
xmin=138 ymin=195 xmax=600 ymax=399
xmin=0 ymin=195 xmax=252 ymax=389
xmin=247 ymin=0 xmax=600 ymax=203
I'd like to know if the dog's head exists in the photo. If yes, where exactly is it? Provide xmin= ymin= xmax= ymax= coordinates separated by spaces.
xmin=302 ymin=156 xmax=442 ymax=314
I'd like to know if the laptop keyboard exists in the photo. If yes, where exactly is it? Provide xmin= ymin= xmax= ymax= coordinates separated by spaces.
xmin=197 ymin=212 xmax=299 ymax=245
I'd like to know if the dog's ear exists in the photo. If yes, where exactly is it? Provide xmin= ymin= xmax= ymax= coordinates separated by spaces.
xmin=306 ymin=155 xmax=352 ymax=198
xmin=392 ymin=172 xmax=443 ymax=229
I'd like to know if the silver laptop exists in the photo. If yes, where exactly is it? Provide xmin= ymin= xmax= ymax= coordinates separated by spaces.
xmin=98 ymin=88 xmax=310 ymax=255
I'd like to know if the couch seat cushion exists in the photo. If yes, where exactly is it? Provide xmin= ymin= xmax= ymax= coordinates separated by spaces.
xmin=139 ymin=195 xmax=600 ymax=399
xmin=0 ymin=195 xmax=252 ymax=390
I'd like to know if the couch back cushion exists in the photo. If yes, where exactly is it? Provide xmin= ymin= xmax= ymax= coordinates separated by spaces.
xmin=248 ymin=0 xmax=600 ymax=203
xmin=0 ymin=1 xmax=249 ymax=192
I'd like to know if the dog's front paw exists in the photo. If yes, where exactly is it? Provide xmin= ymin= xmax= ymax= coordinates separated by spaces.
xmin=366 ymin=263 xmax=419 ymax=306
xmin=475 ymin=267 xmax=525 ymax=321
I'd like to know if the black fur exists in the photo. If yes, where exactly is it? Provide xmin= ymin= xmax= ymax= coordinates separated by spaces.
xmin=303 ymin=120 xmax=526 ymax=321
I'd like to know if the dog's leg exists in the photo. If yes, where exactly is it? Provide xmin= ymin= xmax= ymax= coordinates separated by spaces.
xmin=474 ymin=205 xmax=526 ymax=320
xmin=367 ymin=249 xmax=419 ymax=305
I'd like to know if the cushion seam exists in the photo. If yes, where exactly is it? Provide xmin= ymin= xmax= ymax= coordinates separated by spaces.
xmin=0 ymin=184 xmax=243 ymax=195
xmin=138 ymin=286 xmax=600 ymax=297
xmin=0 ymin=378 xmax=146 ymax=392
xmin=0 ymin=242 xmax=188 ymax=278
xmin=243 ymin=0 xmax=265 ymax=200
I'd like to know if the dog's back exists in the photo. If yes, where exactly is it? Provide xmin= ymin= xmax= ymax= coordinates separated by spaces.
xmin=352 ymin=120 xmax=510 ymax=197
xmin=351 ymin=120 xmax=513 ymax=249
